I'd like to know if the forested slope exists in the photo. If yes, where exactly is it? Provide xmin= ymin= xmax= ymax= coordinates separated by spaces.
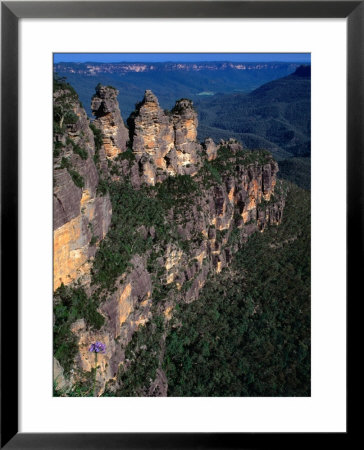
xmin=105 ymin=183 xmax=311 ymax=397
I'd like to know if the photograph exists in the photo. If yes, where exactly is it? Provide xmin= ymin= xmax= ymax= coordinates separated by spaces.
xmin=53 ymin=52 xmax=311 ymax=398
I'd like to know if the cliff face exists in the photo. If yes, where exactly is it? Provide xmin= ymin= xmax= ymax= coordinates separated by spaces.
xmin=54 ymin=84 xmax=286 ymax=395
xmin=53 ymin=82 xmax=112 ymax=290
xmin=71 ymin=154 xmax=283 ymax=395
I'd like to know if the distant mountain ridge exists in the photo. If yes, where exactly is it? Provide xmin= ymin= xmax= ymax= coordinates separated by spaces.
xmin=195 ymin=65 xmax=311 ymax=188
xmin=196 ymin=65 xmax=310 ymax=153
xmin=54 ymin=61 xmax=300 ymax=75
xmin=54 ymin=61 xmax=303 ymax=119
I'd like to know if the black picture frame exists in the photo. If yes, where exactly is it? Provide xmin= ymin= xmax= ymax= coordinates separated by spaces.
xmin=1 ymin=1 xmax=359 ymax=448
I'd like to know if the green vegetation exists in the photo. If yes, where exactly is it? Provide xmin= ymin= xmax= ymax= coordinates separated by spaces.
xmin=53 ymin=284 xmax=105 ymax=376
xmin=115 ymin=148 xmax=136 ymax=167
xmin=156 ymin=174 xmax=200 ymax=203
xmin=66 ymin=370 xmax=96 ymax=397
xmin=92 ymin=175 xmax=201 ymax=290
xmin=57 ymin=156 xmax=85 ymax=189
xmin=164 ymin=183 xmax=310 ymax=396
xmin=54 ymin=75 xmax=86 ymax=189
xmin=199 ymin=146 xmax=272 ymax=188
xmin=92 ymin=181 xmax=166 ymax=289
xmin=195 ymin=70 xmax=310 ymax=159
xmin=53 ymin=141 xmax=64 ymax=158
xmin=108 ymin=316 xmax=165 ymax=396
xmin=73 ymin=144 xmax=88 ymax=160
xmin=96 ymin=180 xmax=310 ymax=397
xmin=54 ymin=74 xmax=79 ymax=97
xmin=54 ymin=369 xmax=95 ymax=397
xmin=216 ymin=228 xmax=228 ymax=243
xmin=67 ymin=137 xmax=88 ymax=160
xmin=278 ymin=157 xmax=311 ymax=191
xmin=53 ymin=73 xmax=310 ymax=396
xmin=89 ymin=123 xmax=103 ymax=165
xmin=89 ymin=123 xmax=103 ymax=150
xmin=195 ymin=70 xmax=311 ymax=189
xmin=202 ymin=160 xmax=222 ymax=185
xmin=60 ymin=157 xmax=70 ymax=169
xmin=68 ymin=168 xmax=84 ymax=188
xmin=53 ymin=75 xmax=80 ymax=134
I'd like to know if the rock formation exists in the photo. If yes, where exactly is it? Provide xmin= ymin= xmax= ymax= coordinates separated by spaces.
xmin=127 ymin=90 xmax=201 ymax=185
xmin=203 ymin=138 xmax=218 ymax=161
xmin=171 ymin=98 xmax=201 ymax=174
xmin=53 ymin=82 xmax=286 ymax=396
xmin=91 ymin=84 xmax=129 ymax=159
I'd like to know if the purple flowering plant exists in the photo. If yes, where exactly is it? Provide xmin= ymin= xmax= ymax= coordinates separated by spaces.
xmin=89 ymin=341 xmax=106 ymax=396
xmin=89 ymin=341 xmax=106 ymax=354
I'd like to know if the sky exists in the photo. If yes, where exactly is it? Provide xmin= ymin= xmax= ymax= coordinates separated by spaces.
xmin=53 ymin=53 xmax=311 ymax=64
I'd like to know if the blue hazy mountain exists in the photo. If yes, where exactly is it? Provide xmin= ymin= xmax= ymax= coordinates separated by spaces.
xmin=195 ymin=65 xmax=311 ymax=158
xmin=54 ymin=61 xmax=302 ymax=118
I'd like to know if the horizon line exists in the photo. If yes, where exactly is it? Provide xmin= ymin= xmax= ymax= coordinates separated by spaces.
xmin=54 ymin=60 xmax=311 ymax=64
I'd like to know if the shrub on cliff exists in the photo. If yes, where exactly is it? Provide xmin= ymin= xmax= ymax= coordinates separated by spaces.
xmin=68 ymin=169 xmax=84 ymax=189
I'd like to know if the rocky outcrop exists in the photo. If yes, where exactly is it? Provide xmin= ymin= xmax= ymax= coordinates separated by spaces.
xmin=235 ymin=161 xmax=279 ymax=224
xmin=219 ymin=138 xmax=244 ymax=154
xmin=53 ymin=83 xmax=112 ymax=290
xmin=53 ymin=358 xmax=71 ymax=392
xmin=127 ymin=90 xmax=202 ymax=185
xmin=130 ymin=90 xmax=174 ymax=159
xmin=172 ymin=98 xmax=201 ymax=175
xmin=157 ymin=158 xmax=283 ymax=302
xmin=70 ymin=255 xmax=153 ymax=395
xmin=128 ymin=90 xmax=174 ymax=185
xmin=54 ymin=82 xmax=286 ymax=395
xmin=91 ymin=85 xmax=129 ymax=159
xmin=203 ymin=138 xmax=218 ymax=161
